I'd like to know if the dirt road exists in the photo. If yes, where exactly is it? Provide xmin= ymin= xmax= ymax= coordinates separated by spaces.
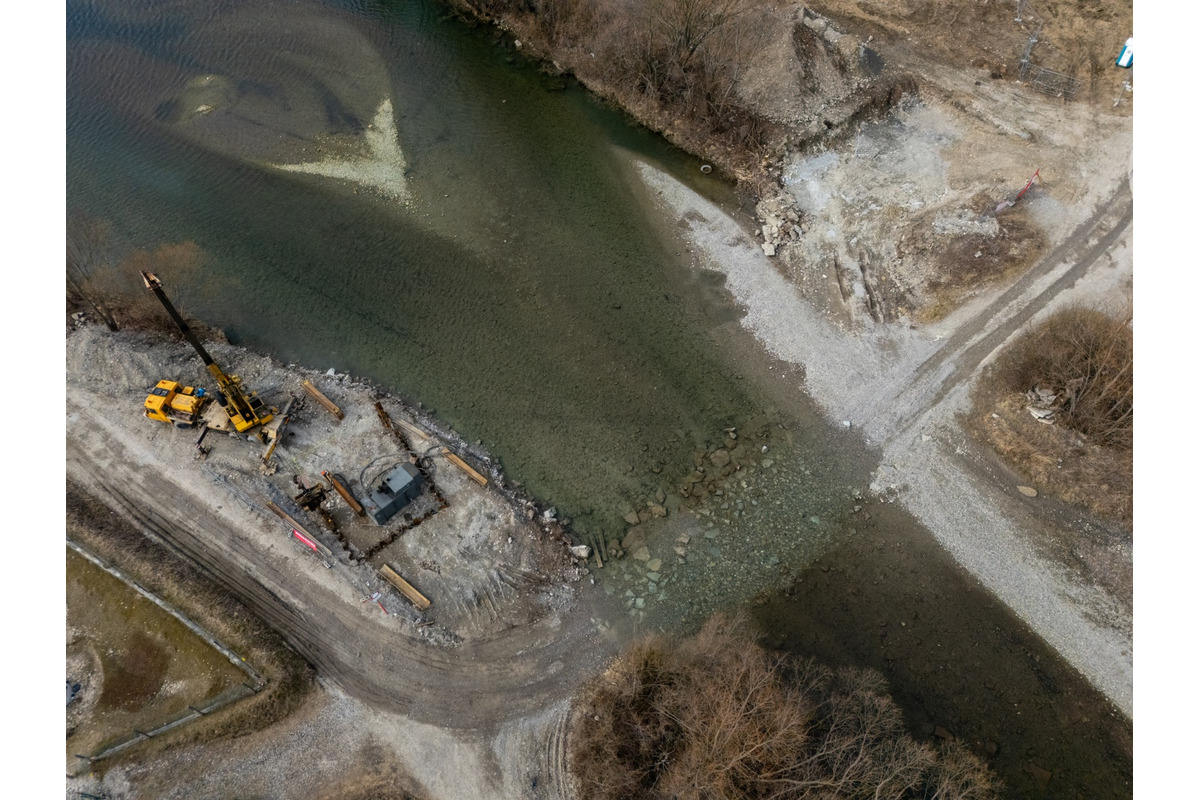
xmin=885 ymin=181 xmax=1133 ymax=439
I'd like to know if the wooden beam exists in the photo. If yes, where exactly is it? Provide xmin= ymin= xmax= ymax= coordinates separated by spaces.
xmin=302 ymin=379 xmax=344 ymax=420
xmin=322 ymin=471 xmax=364 ymax=516
xmin=440 ymin=448 xmax=488 ymax=486
xmin=380 ymin=564 xmax=430 ymax=610
xmin=395 ymin=418 xmax=430 ymax=441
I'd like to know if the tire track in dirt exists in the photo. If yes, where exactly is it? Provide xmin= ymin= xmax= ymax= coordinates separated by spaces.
xmin=67 ymin=386 xmax=609 ymax=734
xmin=882 ymin=180 xmax=1132 ymax=440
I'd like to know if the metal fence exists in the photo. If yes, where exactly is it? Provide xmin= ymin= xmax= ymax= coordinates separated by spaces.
xmin=1019 ymin=61 xmax=1082 ymax=100
xmin=71 ymin=681 xmax=260 ymax=774
xmin=67 ymin=540 xmax=266 ymax=776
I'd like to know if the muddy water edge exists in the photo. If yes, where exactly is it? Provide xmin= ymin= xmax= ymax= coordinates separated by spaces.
xmin=65 ymin=0 xmax=1130 ymax=797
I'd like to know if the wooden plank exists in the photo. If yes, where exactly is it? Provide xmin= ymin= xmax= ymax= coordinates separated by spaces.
xmin=302 ymin=379 xmax=344 ymax=420
xmin=395 ymin=418 xmax=430 ymax=441
xmin=380 ymin=564 xmax=431 ymax=610
xmin=440 ymin=448 xmax=488 ymax=486
xmin=322 ymin=471 xmax=364 ymax=515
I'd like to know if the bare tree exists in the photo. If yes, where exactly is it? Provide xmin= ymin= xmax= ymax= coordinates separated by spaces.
xmin=569 ymin=613 xmax=1000 ymax=800
xmin=66 ymin=210 xmax=120 ymax=331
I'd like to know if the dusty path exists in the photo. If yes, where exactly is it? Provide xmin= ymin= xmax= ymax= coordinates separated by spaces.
xmin=886 ymin=181 xmax=1133 ymax=439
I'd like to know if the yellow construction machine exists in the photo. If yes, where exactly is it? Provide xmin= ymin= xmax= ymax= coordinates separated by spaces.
xmin=140 ymin=271 xmax=274 ymax=435
xmin=143 ymin=378 xmax=209 ymax=428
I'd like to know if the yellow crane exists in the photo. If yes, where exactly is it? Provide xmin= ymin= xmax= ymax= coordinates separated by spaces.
xmin=140 ymin=271 xmax=274 ymax=434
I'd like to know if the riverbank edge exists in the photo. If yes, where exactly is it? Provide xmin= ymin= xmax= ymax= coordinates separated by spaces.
xmin=438 ymin=0 xmax=909 ymax=192
xmin=66 ymin=312 xmax=582 ymax=553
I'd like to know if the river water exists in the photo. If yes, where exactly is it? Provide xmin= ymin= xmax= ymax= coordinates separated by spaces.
xmin=66 ymin=1 xmax=1131 ymax=797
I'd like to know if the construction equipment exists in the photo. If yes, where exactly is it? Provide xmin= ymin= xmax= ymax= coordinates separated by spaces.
xmin=364 ymin=463 xmax=423 ymax=525
xmin=141 ymin=272 xmax=273 ymax=435
xmin=143 ymin=379 xmax=208 ymax=428
xmin=260 ymin=395 xmax=297 ymax=468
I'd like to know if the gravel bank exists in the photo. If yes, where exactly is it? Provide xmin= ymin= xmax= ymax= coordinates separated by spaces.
xmin=632 ymin=155 xmax=1133 ymax=717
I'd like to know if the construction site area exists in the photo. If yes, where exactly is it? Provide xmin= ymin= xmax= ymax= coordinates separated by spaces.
xmin=65 ymin=303 xmax=613 ymax=791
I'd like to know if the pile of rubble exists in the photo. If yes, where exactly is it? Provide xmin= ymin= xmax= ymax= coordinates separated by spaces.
xmin=755 ymin=191 xmax=804 ymax=256
xmin=1025 ymin=386 xmax=1060 ymax=424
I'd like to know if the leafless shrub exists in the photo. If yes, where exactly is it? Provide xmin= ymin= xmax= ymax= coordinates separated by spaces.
xmin=66 ymin=210 xmax=217 ymax=335
xmin=991 ymin=306 xmax=1132 ymax=449
xmin=451 ymin=0 xmax=779 ymax=168
xmin=67 ymin=210 xmax=122 ymax=330
xmin=621 ymin=0 xmax=771 ymax=138
xmin=569 ymin=613 xmax=1000 ymax=800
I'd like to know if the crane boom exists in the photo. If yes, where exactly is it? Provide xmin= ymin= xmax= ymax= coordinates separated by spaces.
xmin=141 ymin=271 xmax=273 ymax=433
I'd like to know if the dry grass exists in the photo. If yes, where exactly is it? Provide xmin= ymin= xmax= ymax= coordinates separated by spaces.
xmin=990 ymin=306 xmax=1132 ymax=448
xmin=970 ymin=386 xmax=1131 ymax=527
xmin=569 ymin=614 xmax=999 ymax=800
xmin=807 ymin=0 xmax=1133 ymax=104
xmin=906 ymin=198 xmax=1047 ymax=324
xmin=66 ymin=482 xmax=316 ymax=769
xmin=970 ymin=306 xmax=1132 ymax=527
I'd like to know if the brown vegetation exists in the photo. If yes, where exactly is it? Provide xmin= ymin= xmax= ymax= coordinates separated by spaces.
xmin=806 ymin=0 xmax=1133 ymax=104
xmin=569 ymin=614 xmax=999 ymax=800
xmin=67 ymin=211 xmax=122 ymax=331
xmin=447 ymin=0 xmax=904 ymax=184
xmin=903 ymin=198 xmax=1047 ymax=324
xmin=67 ymin=210 xmax=220 ymax=335
xmin=970 ymin=306 xmax=1132 ymax=525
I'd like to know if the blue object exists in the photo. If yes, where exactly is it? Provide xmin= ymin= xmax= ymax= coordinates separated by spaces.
xmin=1115 ymin=38 xmax=1133 ymax=68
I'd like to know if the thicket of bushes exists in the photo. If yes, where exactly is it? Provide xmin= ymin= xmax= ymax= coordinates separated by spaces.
xmin=969 ymin=305 xmax=1133 ymax=525
xmin=569 ymin=614 xmax=999 ymax=800
xmin=990 ymin=306 xmax=1133 ymax=450
xmin=67 ymin=209 xmax=217 ymax=335
xmin=448 ymin=0 xmax=781 ymax=178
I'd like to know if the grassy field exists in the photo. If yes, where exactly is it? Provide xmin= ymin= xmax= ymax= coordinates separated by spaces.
xmin=66 ymin=547 xmax=248 ymax=760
